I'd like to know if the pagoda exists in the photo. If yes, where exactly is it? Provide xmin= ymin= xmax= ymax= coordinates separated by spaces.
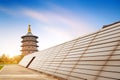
xmin=21 ymin=25 xmax=39 ymax=55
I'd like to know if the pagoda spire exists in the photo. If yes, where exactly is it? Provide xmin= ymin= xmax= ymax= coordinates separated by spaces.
xmin=28 ymin=25 xmax=31 ymax=33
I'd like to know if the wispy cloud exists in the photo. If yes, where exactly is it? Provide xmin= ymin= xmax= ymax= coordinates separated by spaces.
xmin=23 ymin=9 xmax=49 ymax=23
xmin=0 ymin=6 xmax=20 ymax=16
xmin=22 ymin=8 xmax=85 ymax=27
xmin=0 ymin=5 xmax=95 ymax=35
xmin=22 ymin=5 xmax=96 ymax=36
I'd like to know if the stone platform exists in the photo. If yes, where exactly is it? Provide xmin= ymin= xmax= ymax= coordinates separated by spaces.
xmin=0 ymin=64 xmax=58 ymax=80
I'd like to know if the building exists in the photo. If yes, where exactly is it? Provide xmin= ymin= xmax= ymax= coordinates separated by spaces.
xmin=21 ymin=25 xmax=39 ymax=55
xmin=19 ymin=21 xmax=120 ymax=80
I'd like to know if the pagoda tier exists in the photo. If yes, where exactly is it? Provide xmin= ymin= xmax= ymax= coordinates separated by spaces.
xmin=21 ymin=45 xmax=39 ymax=47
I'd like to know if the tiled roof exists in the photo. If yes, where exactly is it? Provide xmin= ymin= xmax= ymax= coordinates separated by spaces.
xmin=19 ymin=21 xmax=120 ymax=80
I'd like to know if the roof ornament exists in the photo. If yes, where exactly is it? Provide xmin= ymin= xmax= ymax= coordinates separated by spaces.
xmin=28 ymin=24 xmax=31 ymax=33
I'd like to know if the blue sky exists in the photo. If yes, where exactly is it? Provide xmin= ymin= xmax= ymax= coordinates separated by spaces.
xmin=0 ymin=0 xmax=120 ymax=56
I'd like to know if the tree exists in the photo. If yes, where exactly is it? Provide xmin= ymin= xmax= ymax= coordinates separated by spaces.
xmin=0 ymin=54 xmax=24 ymax=64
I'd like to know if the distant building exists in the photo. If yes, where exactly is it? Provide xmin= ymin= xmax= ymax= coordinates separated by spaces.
xmin=21 ymin=25 xmax=39 ymax=55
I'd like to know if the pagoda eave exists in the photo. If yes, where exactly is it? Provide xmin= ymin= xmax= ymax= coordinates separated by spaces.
xmin=21 ymin=35 xmax=38 ymax=38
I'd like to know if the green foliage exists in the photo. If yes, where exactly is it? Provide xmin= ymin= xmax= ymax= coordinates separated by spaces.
xmin=0 ymin=54 xmax=24 ymax=64
xmin=0 ymin=65 xmax=4 ymax=70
